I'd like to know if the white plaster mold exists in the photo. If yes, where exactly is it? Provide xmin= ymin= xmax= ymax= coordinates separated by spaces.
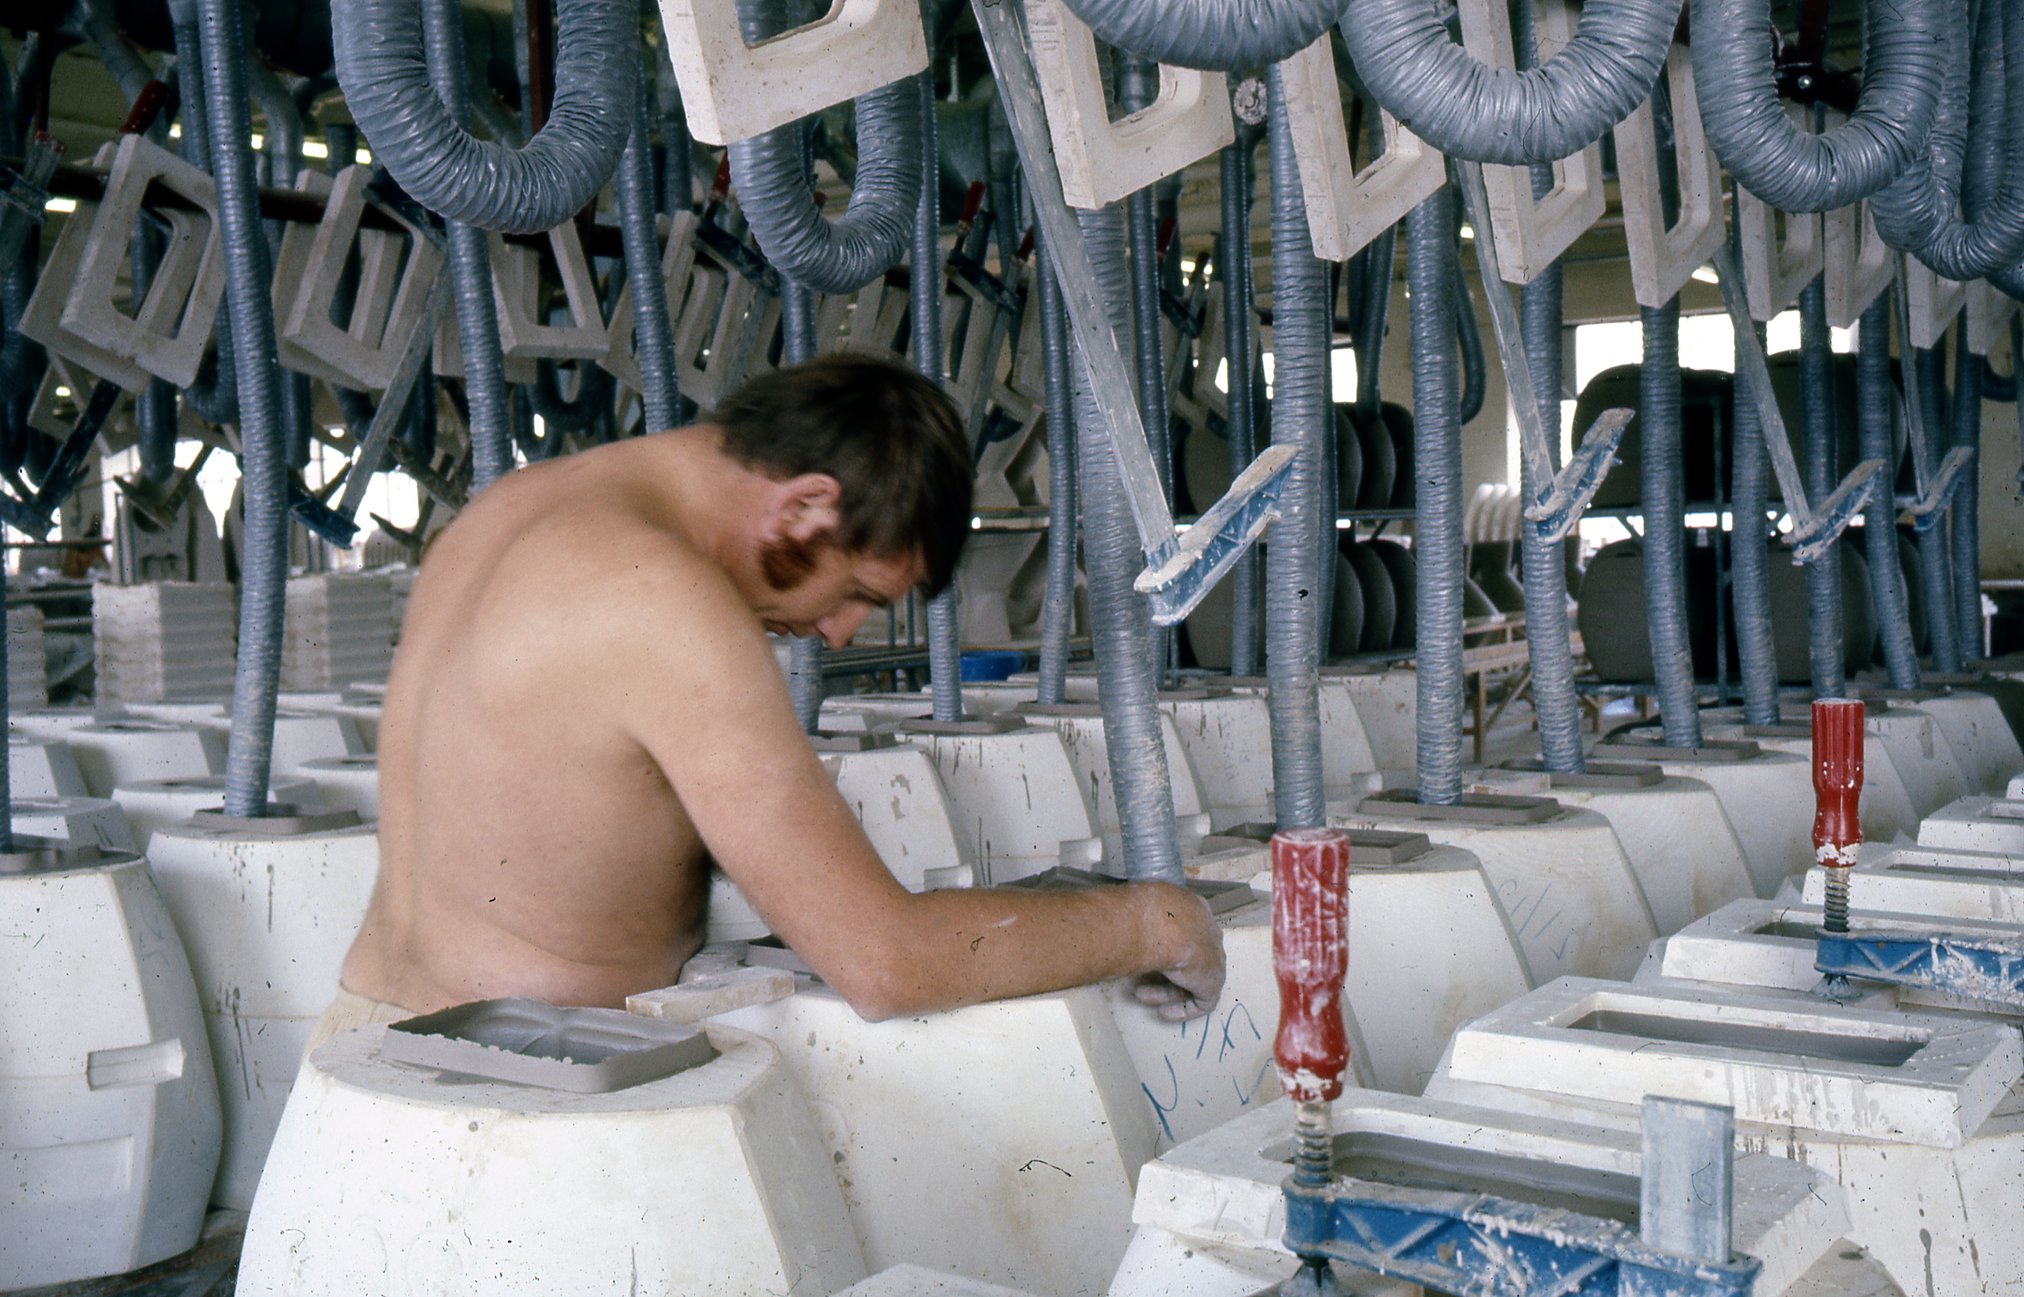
xmin=1279 ymin=34 xmax=1444 ymax=261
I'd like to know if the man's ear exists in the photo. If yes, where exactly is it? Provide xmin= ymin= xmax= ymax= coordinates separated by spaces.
xmin=768 ymin=473 xmax=844 ymax=543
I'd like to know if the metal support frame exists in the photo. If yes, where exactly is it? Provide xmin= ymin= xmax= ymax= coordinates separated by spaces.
xmin=1816 ymin=929 xmax=2024 ymax=1009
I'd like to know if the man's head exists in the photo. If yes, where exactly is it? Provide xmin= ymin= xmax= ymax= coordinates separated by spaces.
xmin=708 ymin=355 xmax=974 ymax=646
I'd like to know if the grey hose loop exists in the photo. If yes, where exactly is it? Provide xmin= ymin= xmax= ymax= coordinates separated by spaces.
xmin=1073 ymin=204 xmax=1183 ymax=881
xmin=420 ymin=0 xmax=514 ymax=494
xmin=915 ymin=74 xmax=964 ymax=725
xmin=1220 ymin=140 xmax=1262 ymax=677
xmin=1639 ymin=301 xmax=1703 ymax=746
xmin=616 ymin=58 xmax=681 ymax=433
xmin=1119 ymin=57 xmax=1174 ymax=681
xmin=1265 ymin=70 xmax=1327 ymax=829
xmin=1063 ymin=0 xmax=1349 ymax=71
xmin=81 ymin=0 xmax=155 ymax=104
xmin=1858 ymin=294 xmax=1921 ymax=687
xmin=1870 ymin=0 xmax=2024 ymax=279
xmin=1798 ymin=276 xmax=1845 ymax=697
xmin=1691 ymin=0 xmax=1946 ymax=212
xmin=172 ymin=13 xmax=241 ymax=428
xmin=1915 ymin=345 xmax=1962 ymax=670
xmin=727 ymin=76 xmax=920 ymax=295
xmin=1341 ymin=0 xmax=1678 ymax=166
xmin=1950 ymin=339 xmax=1984 ymax=658
xmin=1406 ymin=185 xmax=1466 ymax=802
xmin=201 ymin=0 xmax=289 ymax=817
xmin=1035 ymin=230 xmax=1079 ymax=706
xmin=332 ymin=0 xmax=634 ymax=233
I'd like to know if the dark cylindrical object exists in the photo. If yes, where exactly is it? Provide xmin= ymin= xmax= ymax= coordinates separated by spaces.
xmin=616 ymin=59 xmax=680 ymax=433
xmin=1799 ymin=277 xmax=1844 ymax=696
xmin=1064 ymin=0 xmax=1350 ymax=71
xmin=1951 ymin=339 xmax=1984 ymax=658
xmin=1221 ymin=140 xmax=1262 ymax=677
xmin=1120 ymin=57 xmax=1173 ymax=681
xmin=1035 ymin=231 xmax=1078 ymax=706
xmin=1857 ymin=294 xmax=1921 ymax=687
xmin=1916 ymin=346 xmax=1962 ymax=670
xmin=1265 ymin=70 xmax=1328 ymax=830
xmin=915 ymin=74 xmax=962 ymax=724
xmin=1639 ymin=300 xmax=1702 ymax=746
xmin=1812 ymin=697 xmax=1864 ymax=931
xmin=1406 ymin=186 xmax=1465 ymax=802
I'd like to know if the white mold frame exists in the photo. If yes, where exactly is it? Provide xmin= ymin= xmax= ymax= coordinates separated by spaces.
xmin=1025 ymin=0 xmax=1234 ymax=211
xmin=657 ymin=0 xmax=929 ymax=146
xmin=45 ymin=137 xmax=224 ymax=392
xmin=1966 ymin=278 xmax=2019 ymax=357
xmin=1467 ymin=0 xmax=1607 ymax=284
xmin=273 ymin=166 xmax=446 ymax=393
xmin=1904 ymin=253 xmax=1966 ymax=351
xmin=1280 ymin=34 xmax=1445 ymax=261
xmin=600 ymin=210 xmax=703 ymax=392
xmin=1612 ymin=46 xmax=1725 ymax=308
xmin=486 ymin=222 xmax=609 ymax=362
xmin=1823 ymin=201 xmax=1892 ymax=328
xmin=1738 ymin=190 xmax=1822 ymax=322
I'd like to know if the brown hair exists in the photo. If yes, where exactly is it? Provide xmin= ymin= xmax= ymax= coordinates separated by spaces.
xmin=709 ymin=355 xmax=974 ymax=598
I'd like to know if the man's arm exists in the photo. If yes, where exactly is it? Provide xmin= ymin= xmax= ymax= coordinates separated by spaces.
xmin=620 ymin=576 xmax=1225 ymax=1022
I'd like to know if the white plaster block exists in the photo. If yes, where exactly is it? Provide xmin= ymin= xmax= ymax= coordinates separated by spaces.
xmin=1904 ymin=255 xmax=1965 ymax=351
xmin=1910 ymin=690 xmax=2024 ymax=794
xmin=488 ymin=223 xmax=608 ymax=362
xmin=1802 ymin=844 xmax=2024 ymax=924
xmin=296 ymin=754 xmax=380 ymax=821
xmin=823 ymin=743 xmax=972 ymax=890
xmin=281 ymin=573 xmax=398 ymax=692
xmin=92 ymin=582 xmax=238 ymax=708
xmin=1324 ymin=667 xmax=1417 ymax=773
xmin=1021 ymin=703 xmax=1214 ymax=864
xmin=1966 ymin=277 xmax=2019 ymax=356
xmin=836 ymin=1264 xmax=1046 ymax=1297
xmin=9 ymin=737 xmax=88 ymax=800
xmin=1822 ymin=200 xmax=1892 ymax=329
xmin=901 ymin=722 xmax=1101 ymax=883
xmin=1280 ymin=34 xmax=1444 ymax=261
xmin=1739 ymin=189 xmax=1823 ymax=322
xmin=11 ymin=795 xmax=137 ymax=854
xmin=60 ymin=720 xmax=224 ymax=799
xmin=1612 ymin=46 xmax=1727 ymax=308
xmin=107 ymin=773 xmax=315 ymax=857
xmin=1609 ymin=749 xmax=1828 ymax=898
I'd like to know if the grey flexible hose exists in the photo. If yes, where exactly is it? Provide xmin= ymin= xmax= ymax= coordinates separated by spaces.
xmin=916 ymin=73 xmax=964 ymax=724
xmin=1691 ymin=0 xmax=1946 ymax=212
xmin=1915 ymin=345 xmax=1962 ymax=671
xmin=1222 ymin=135 xmax=1263 ymax=677
xmin=1063 ymin=0 xmax=1350 ymax=72
xmin=246 ymin=63 xmax=314 ymax=468
xmin=1729 ymin=285 xmax=1779 ymax=720
xmin=1035 ymin=230 xmax=1078 ymax=706
xmin=1355 ymin=227 xmax=1398 ymax=421
xmin=783 ymin=266 xmax=826 ymax=732
xmin=1073 ymin=204 xmax=1182 ymax=881
xmin=1798 ymin=276 xmax=1844 ymax=696
xmin=332 ymin=0 xmax=635 ymax=233
xmin=130 ymin=220 xmax=180 ymax=484
xmin=1454 ymin=257 xmax=1486 ymax=424
xmin=201 ymin=0 xmax=289 ymax=817
xmin=1518 ymin=254 xmax=1585 ymax=772
xmin=1858 ymin=294 xmax=1921 ymax=687
xmin=1406 ymin=186 xmax=1466 ymax=802
xmin=616 ymin=58 xmax=680 ymax=433
xmin=1265 ymin=69 xmax=1327 ymax=829
xmin=421 ymin=0 xmax=514 ymax=494
xmin=657 ymin=53 xmax=693 ymax=216
xmin=1870 ymin=0 xmax=2024 ymax=279
xmin=171 ymin=11 xmax=240 ymax=428
xmin=1119 ymin=57 xmax=1174 ymax=681
xmin=1951 ymin=338 xmax=1984 ymax=658
xmin=526 ymin=360 xmax=609 ymax=434
xmin=81 ymin=0 xmax=154 ymax=104
xmin=727 ymin=69 xmax=920 ymax=294
xmin=1639 ymin=300 xmax=1703 ymax=746
xmin=1341 ymin=0 xmax=1679 ymax=166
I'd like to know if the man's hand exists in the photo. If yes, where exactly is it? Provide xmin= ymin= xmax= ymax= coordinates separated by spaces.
xmin=1130 ymin=883 xmax=1226 ymax=1022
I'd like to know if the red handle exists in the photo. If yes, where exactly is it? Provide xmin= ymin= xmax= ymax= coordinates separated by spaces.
xmin=120 ymin=83 xmax=169 ymax=137
xmin=1812 ymin=698 xmax=1864 ymax=868
xmin=1273 ymin=827 xmax=1351 ymax=1104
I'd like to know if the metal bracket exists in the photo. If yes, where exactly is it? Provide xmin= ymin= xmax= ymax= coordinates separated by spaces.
xmin=1711 ymin=243 xmax=1882 ymax=563
xmin=1454 ymin=162 xmax=1628 ymax=543
xmin=974 ymin=0 xmax=1292 ymax=626
xmin=0 ymin=379 xmax=123 ymax=536
xmin=1816 ymin=929 xmax=2024 ymax=1009
xmin=0 ymin=131 xmax=64 ymax=271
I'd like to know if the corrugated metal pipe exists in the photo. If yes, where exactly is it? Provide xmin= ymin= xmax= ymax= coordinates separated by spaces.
xmin=1518 ymin=234 xmax=1584 ymax=769
xmin=1223 ymin=128 xmax=1263 ymax=676
xmin=200 ymin=0 xmax=289 ymax=817
xmin=1951 ymin=337 xmax=1984 ymax=657
xmin=1407 ymin=184 xmax=1466 ymax=802
xmin=1798 ymin=276 xmax=1845 ymax=696
xmin=1035 ymin=228 xmax=1078 ymax=706
xmin=247 ymin=63 xmax=314 ymax=468
xmin=1119 ymin=56 xmax=1174 ymax=680
xmin=1858 ymin=294 xmax=1921 ymax=687
xmin=1454 ymin=257 xmax=1486 ymax=424
xmin=1639 ymin=300 xmax=1703 ymax=746
xmin=1870 ymin=0 xmax=2024 ymax=280
xmin=332 ymin=0 xmax=635 ymax=233
xmin=171 ymin=7 xmax=241 ymax=428
xmin=81 ymin=0 xmax=154 ymax=102
xmin=916 ymin=73 xmax=964 ymax=723
xmin=1916 ymin=345 xmax=1963 ymax=670
xmin=1073 ymin=204 xmax=1183 ymax=881
xmin=616 ymin=58 xmax=680 ymax=434
xmin=1062 ymin=0 xmax=1350 ymax=72
xmin=1729 ymin=303 xmax=1780 ymax=720
xmin=1340 ymin=0 xmax=1679 ymax=165
xmin=1265 ymin=67 xmax=1327 ymax=829
xmin=1691 ymin=0 xmax=1945 ymax=212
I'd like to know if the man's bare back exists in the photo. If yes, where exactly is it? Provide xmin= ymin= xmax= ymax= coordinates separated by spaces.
xmin=340 ymin=366 xmax=1225 ymax=1024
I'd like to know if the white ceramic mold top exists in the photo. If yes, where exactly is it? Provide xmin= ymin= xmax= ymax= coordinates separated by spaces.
xmin=1132 ymin=1090 xmax=1848 ymax=1297
xmin=1803 ymin=847 xmax=2024 ymax=924
xmin=1915 ymin=795 xmax=2024 ymax=856
xmin=1437 ymin=976 xmax=2022 ymax=1147
xmin=833 ymin=1264 xmax=1045 ymax=1297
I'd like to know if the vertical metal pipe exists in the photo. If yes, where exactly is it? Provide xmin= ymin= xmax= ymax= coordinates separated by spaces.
xmin=1731 ymin=315 xmax=1781 ymax=721
xmin=617 ymin=58 xmax=681 ymax=433
xmin=1916 ymin=345 xmax=1962 ymax=670
xmin=1858 ymin=293 xmax=1921 ymax=687
xmin=1035 ymin=228 xmax=1078 ymax=705
xmin=1950 ymin=337 xmax=1984 ymax=657
xmin=1119 ymin=56 xmax=1173 ymax=680
xmin=1265 ymin=68 xmax=1327 ymax=828
xmin=1221 ymin=139 xmax=1262 ymax=677
xmin=1073 ymin=204 xmax=1183 ymax=881
xmin=916 ymin=72 xmax=964 ymax=722
xmin=1640 ymin=299 xmax=1703 ymax=746
xmin=1799 ymin=275 xmax=1844 ymax=696
xmin=1406 ymin=185 xmax=1466 ymax=803
xmin=202 ymin=0 xmax=288 ymax=816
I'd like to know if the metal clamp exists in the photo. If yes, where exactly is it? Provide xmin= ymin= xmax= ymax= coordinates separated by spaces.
xmin=0 ymin=131 xmax=64 ymax=271
xmin=1816 ymin=928 xmax=2024 ymax=1009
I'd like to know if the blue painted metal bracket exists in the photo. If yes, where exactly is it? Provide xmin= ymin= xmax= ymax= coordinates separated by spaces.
xmin=1789 ymin=458 xmax=1886 ymax=564
xmin=0 ymin=380 xmax=124 ymax=537
xmin=1283 ymin=1177 xmax=1761 ymax=1297
xmin=1898 ymin=446 xmax=1975 ymax=534
xmin=1137 ymin=442 xmax=1295 ymax=624
xmin=1816 ymin=929 xmax=2024 ymax=1009
xmin=1527 ymin=409 xmax=1632 ymax=544
xmin=287 ymin=480 xmax=360 ymax=548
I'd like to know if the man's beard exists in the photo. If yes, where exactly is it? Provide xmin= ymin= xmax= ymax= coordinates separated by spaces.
xmin=759 ymin=533 xmax=831 ymax=591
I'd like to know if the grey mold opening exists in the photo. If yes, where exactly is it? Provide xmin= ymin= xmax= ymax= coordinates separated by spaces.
xmin=1569 ymin=1008 xmax=1923 ymax=1067
xmin=381 ymin=996 xmax=717 ymax=1093
xmin=1263 ymin=1130 xmax=1641 ymax=1225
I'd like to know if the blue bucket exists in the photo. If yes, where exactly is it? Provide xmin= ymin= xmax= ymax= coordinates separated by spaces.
xmin=959 ymin=650 xmax=1025 ymax=682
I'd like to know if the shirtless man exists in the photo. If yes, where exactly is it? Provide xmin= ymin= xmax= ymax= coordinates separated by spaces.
xmin=320 ymin=355 xmax=1225 ymax=1040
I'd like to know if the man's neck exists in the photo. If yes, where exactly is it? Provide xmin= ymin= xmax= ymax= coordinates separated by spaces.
xmin=645 ymin=426 xmax=768 ymax=582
